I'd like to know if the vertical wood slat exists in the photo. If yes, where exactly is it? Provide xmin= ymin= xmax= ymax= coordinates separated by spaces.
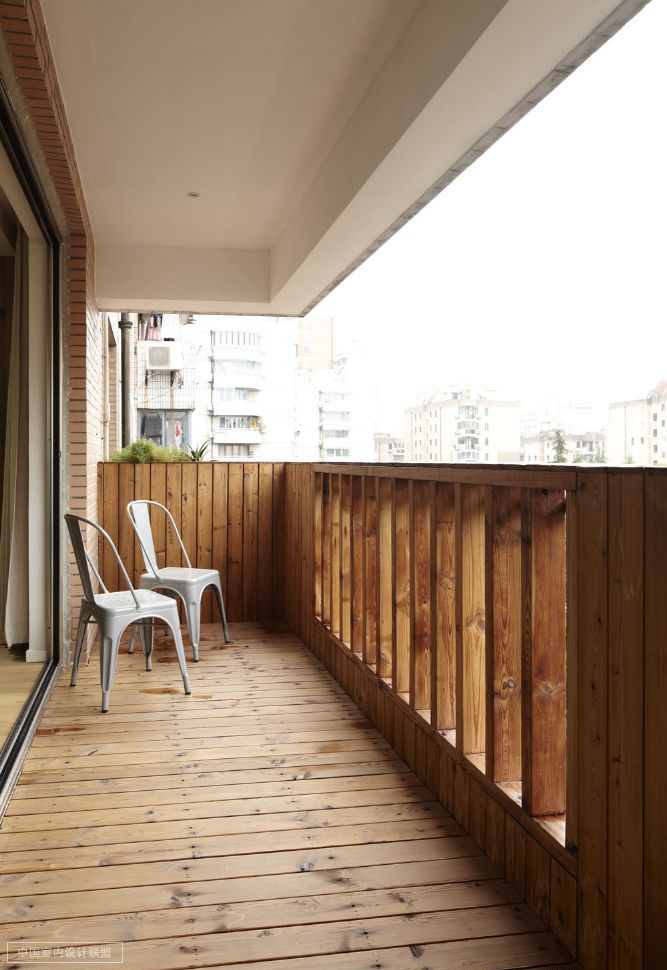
xmin=132 ymin=464 xmax=151 ymax=586
xmin=460 ymin=484 xmax=486 ymax=762
xmin=433 ymin=482 xmax=456 ymax=733
xmin=165 ymin=463 xmax=182 ymax=571
xmin=576 ymin=470 xmax=608 ymax=970
xmin=101 ymin=463 xmax=119 ymax=592
xmin=377 ymin=476 xmax=393 ymax=681
xmin=257 ymin=463 xmax=273 ymax=621
xmin=272 ymin=463 xmax=285 ymax=622
xmin=313 ymin=471 xmax=322 ymax=620
xmin=212 ymin=463 xmax=228 ymax=621
xmin=644 ymin=470 xmax=666 ymax=969
xmin=454 ymin=484 xmax=463 ymax=751
xmin=165 ymin=463 xmax=183 ymax=622
xmin=117 ymin=463 xmax=135 ymax=592
xmin=340 ymin=474 xmax=352 ymax=646
xmin=364 ymin=476 xmax=378 ymax=667
xmin=197 ymin=462 xmax=213 ymax=622
xmin=523 ymin=489 xmax=566 ymax=817
xmin=301 ymin=463 xmax=310 ymax=642
xmin=321 ymin=473 xmax=331 ymax=628
xmin=180 ymin=460 xmax=198 ymax=582
xmin=150 ymin=462 xmax=167 ymax=571
xmin=351 ymin=476 xmax=364 ymax=655
xmin=483 ymin=486 xmax=494 ymax=780
xmin=411 ymin=479 xmax=434 ymax=715
xmin=330 ymin=474 xmax=341 ymax=638
xmin=242 ymin=463 xmax=259 ymax=621
xmin=393 ymin=478 xmax=410 ymax=696
xmin=491 ymin=486 xmax=522 ymax=783
xmin=565 ymin=489 xmax=577 ymax=853
xmin=226 ymin=462 xmax=244 ymax=622
xmin=607 ymin=482 xmax=644 ymax=968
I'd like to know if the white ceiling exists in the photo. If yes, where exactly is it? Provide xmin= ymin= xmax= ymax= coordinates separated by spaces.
xmin=39 ymin=0 xmax=632 ymax=314
xmin=41 ymin=0 xmax=419 ymax=250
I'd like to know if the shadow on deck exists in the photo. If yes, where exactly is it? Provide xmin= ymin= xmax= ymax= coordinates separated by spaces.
xmin=0 ymin=624 xmax=576 ymax=969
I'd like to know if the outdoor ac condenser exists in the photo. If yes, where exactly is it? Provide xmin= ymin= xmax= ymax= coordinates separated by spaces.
xmin=147 ymin=342 xmax=184 ymax=371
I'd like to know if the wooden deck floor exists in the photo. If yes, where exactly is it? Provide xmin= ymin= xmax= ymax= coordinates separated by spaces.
xmin=0 ymin=624 xmax=575 ymax=970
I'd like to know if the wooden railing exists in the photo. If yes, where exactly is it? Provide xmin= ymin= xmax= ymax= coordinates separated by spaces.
xmin=283 ymin=462 xmax=666 ymax=970
xmin=96 ymin=460 xmax=667 ymax=970
xmin=96 ymin=461 xmax=284 ymax=622
xmin=313 ymin=466 xmax=570 ymax=835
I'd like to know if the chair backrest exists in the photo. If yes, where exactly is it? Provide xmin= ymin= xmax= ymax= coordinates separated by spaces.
xmin=127 ymin=500 xmax=191 ymax=577
xmin=65 ymin=513 xmax=140 ymax=608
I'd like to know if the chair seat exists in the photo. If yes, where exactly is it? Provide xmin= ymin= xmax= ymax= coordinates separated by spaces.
xmin=139 ymin=567 xmax=219 ymax=586
xmin=92 ymin=589 xmax=177 ymax=613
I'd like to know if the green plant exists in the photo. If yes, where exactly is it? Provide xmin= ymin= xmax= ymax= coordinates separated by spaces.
xmin=184 ymin=439 xmax=210 ymax=462
xmin=551 ymin=428 xmax=568 ymax=463
xmin=111 ymin=439 xmax=189 ymax=463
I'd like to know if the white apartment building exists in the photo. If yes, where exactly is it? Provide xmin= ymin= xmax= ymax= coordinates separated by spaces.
xmin=521 ymin=429 xmax=605 ymax=463
xmin=208 ymin=316 xmax=297 ymax=460
xmin=374 ymin=433 xmax=405 ymax=463
xmin=608 ymin=380 xmax=667 ymax=465
xmin=405 ymin=387 xmax=521 ymax=463
xmin=131 ymin=313 xmax=376 ymax=462
xmin=292 ymin=367 xmax=376 ymax=461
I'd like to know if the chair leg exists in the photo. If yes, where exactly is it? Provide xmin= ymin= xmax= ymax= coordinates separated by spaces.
xmin=70 ymin=606 xmax=89 ymax=687
xmin=212 ymin=579 xmax=231 ymax=644
xmin=184 ymin=596 xmax=201 ymax=662
xmin=139 ymin=618 xmax=154 ymax=671
xmin=164 ymin=616 xmax=191 ymax=696
xmin=128 ymin=626 xmax=137 ymax=654
xmin=100 ymin=633 xmax=121 ymax=713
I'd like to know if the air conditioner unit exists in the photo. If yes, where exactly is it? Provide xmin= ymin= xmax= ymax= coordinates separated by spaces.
xmin=147 ymin=343 xmax=183 ymax=371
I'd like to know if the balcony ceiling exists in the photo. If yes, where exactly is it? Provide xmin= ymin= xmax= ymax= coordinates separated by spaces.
xmin=41 ymin=0 xmax=633 ymax=315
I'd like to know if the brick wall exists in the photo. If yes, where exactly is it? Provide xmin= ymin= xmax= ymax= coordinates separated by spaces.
xmin=0 ymin=0 xmax=102 ymax=656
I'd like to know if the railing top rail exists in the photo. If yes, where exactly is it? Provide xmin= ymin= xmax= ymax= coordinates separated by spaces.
xmin=314 ymin=462 xmax=577 ymax=490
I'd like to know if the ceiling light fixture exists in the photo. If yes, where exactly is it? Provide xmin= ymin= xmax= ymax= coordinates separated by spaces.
xmin=187 ymin=191 xmax=200 ymax=198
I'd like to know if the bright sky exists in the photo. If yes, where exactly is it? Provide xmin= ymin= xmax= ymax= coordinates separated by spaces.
xmin=310 ymin=0 xmax=666 ymax=435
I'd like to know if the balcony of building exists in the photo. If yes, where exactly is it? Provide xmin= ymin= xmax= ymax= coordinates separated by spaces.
xmin=3 ymin=458 xmax=663 ymax=969
xmin=213 ymin=428 xmax=263 ymax=446
xmin=0 ymin=1 xmax=663 ymax=969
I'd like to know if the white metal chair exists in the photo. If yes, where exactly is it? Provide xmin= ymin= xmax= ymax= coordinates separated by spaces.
xmin=126 ymin=500 xmax=230 ymax=662
xmin=65 ymin=513 xmax=191 ymax=713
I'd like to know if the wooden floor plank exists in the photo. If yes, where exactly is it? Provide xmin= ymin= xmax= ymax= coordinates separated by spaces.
xmin=0 ymin=622 xmax=570 ymax=970
xmin=0 ymin=879 xmax=521 ymax=944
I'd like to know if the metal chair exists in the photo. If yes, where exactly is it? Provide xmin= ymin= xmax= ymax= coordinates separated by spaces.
xmin=126 ymin=500 xmax=230 ymax=662
xmin=65 ymin=513 xmax=191 ymax=713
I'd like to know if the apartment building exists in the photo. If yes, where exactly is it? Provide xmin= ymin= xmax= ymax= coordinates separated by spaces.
xmin=521 ymin=429 xmax=606 ymax=463
xmin=208 ymin=317 xmax=298 ymax=460
xmin=405 ymin=387 xmax=521 ymax=463
xmin=374 ymin=433 xmax=405 ymax=463
xmin=297 ymin=316 xmax=334 ymax=371
xmin=608 ymin=380 xmax=667 ymax=465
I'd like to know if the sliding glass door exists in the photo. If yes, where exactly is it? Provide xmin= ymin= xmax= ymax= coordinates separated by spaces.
xmin=0 ymin=91 xmax=59 ymax=802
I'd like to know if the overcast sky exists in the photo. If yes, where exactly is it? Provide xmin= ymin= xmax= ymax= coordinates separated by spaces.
xmin=309 ymin=0 xmax=665 ymax=435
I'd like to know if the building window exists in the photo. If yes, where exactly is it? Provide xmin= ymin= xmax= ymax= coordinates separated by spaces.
xmin=216 ymin=387 xmax=253 ymax=401
xmin=213 ymin=330 xmax=261 ymax=348
xmin=217 ymin=443 xmax=251 ymax=457
xmin=218 ymin=416 xmax=259 ymax=430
